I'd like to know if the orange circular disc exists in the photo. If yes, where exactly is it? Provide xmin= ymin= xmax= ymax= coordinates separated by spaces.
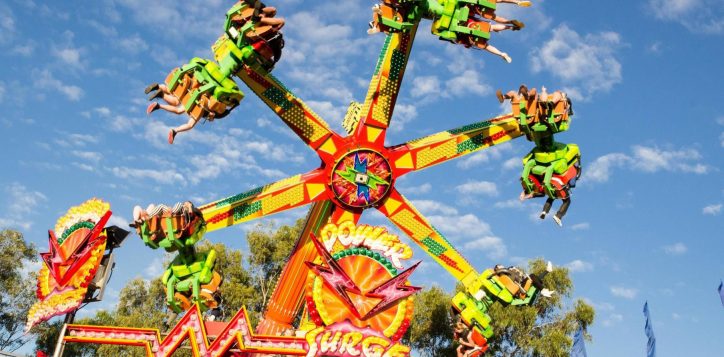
xmin=311 ymin=251 xmax=411 ymax=337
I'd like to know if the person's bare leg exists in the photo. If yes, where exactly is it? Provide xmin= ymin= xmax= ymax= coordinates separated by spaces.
xmin=499 ymin=90 xmax=519 ymax=102
xmin=168 ymin=118 xmax=198 ymax=144
xmin=548 ymin=91 xmax=563 ymax=104
xmin=497 ymin=0 xmax=532 ymax=6
xmin=159 ymin=104 xmax=185 ymax=115
xmin=490 ymin=23 xmax=511 ymax=32
xmin=163 ymin=93 xmax=180 ymax=106
xmin=174 ymin=117 xmax=198 ymax=134
xmin=483 ymin=43 xmax=512 ymax=63
xmin=493 ymin=15 xmax=511 ymax=24
xmin=259 ymin=17 xmax=285 ymax=29
xmin=262 ymin=7 xmax=276 ymax=17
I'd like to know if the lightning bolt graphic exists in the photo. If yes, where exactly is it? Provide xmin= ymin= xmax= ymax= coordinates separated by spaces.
xmin=305 ymin=234 xmax=363 ymax=318
xmin=40 ymin=210 xmax=112 ymax=285
xmin=361 ymin=261 xmax=422 ymax=320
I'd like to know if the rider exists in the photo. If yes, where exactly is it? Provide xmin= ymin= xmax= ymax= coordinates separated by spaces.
xmin=145 ymin=83 xmax=220 ymax=144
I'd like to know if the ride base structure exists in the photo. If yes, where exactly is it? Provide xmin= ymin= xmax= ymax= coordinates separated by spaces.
xmin=34 ymin=1 xmax=583 ymax=356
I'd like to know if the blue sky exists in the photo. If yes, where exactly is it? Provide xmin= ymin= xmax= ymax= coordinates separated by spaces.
xmin=1 ymin=0 xmax=723 ymax=355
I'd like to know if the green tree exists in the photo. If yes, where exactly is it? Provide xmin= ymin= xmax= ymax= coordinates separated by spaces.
xmin=403 ymin=286 xmax=456 ymax=356
xmin=244 ymin=220 xmax=301 ymax=321
xmin=0 ymin=229 xmax=38 ymax=352
xmin=407 ymin=258 xmax=595 ymax=357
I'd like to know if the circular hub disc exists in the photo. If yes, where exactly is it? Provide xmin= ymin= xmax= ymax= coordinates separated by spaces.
xmin=330 ymin=149 xmax=392 ymax=209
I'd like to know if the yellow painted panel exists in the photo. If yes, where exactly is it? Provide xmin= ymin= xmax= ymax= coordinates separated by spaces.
xmin=383 ymin=197 xmax=402 ymax=215
xmin=262 ymin=185 xmax=305 ymax=214
xmin=318 ymin=136 xmax=337 ymax=155
xmin=366 ymin=126 xmax=383 ymax=143
xmin=394 ymin=152 xmax=414 ymax=170
xmin=416 ymin=139 xmax=456 ymax=168
xmin=390 ymin=209 xmax=432 ymax=240
xmin=264 ymin=174 xmax=302 ymax=194
xmin=305 ymin=183 xmax=326 ymax=200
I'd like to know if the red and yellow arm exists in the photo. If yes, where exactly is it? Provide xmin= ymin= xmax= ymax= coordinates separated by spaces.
xmin=388 ymin=114 xmax=523 ymax=177
xmin=198 ymin=169 xmax=330 ymax=233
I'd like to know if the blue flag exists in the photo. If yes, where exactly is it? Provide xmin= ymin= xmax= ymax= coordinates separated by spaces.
xmin=570 ymin=325 xmax=587 ymax=357
xmin=719 ymin=281 xmax=724 ymax=308
xmin=643 ymin=302 xmax=656 ymax=357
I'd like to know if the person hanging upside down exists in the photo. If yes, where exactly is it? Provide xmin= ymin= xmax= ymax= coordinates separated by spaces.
xmin=496 ymin=0 xmax=533 ymax=6
xmin=252 ymin=1 xmax=285 ymax=31
xmin=454 ymin=321 xmax=483 ymax=357
xmin=469 ymin=4 xmax=525 ymax=30
xmin=464 ymin=22 xmax=516 ymax=63
xmin=145 ymin=83 xmax=218 ymax=144
xmin=496 ymin=84 xmax=537 ymax=103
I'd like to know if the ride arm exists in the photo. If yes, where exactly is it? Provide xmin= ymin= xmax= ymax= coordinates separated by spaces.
xmin=197 ymin=168 xmax=329 ymax=233
xmin=351 ymin=26 xmax=419 ymax=146
xmin=234 ymin=66 xmax=346 ymax=162
xmin=388 ymin=114 xmax=524 ymax=178
xmin=377 ymin=188 xmax=478 ymax=285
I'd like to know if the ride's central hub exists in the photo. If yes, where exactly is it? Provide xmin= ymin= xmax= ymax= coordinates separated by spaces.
xmin=331 ymin=149 xmax=392 ymax=209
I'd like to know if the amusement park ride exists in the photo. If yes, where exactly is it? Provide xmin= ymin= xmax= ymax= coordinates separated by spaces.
xmin=27 ymin=1 xmax=583 ymax=356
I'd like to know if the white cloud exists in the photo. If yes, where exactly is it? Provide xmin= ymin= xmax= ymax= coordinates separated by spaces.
xmin=493 ymin=199 xmax=525 ymax=210
xmin=565 ymin=259 xmax=594 ymax=273
xmin=0 ymin=183 xmax=47 ymax=230
xmin=648 ymin=0 xmax=724 ymax=34
xmin=411 ymin=200 xmax=459 ymax=216
xmin=389 ymin=103 xmax=418 ymax=132
xmin=410 ymin=199 xmax=507 ymax=259
xmin=502 ymin=157 xmax=520 ymax=171
xmin=586 ymin=153 xmax=630 ymax=183
xmin=243 ymin=140 xmax=305 ymax=164
xmin=144 ymin=257 xmax=165 ymax=278
xmin=570 ymin=222 xmax=590 ymax=231
xmin=411 ymin=76 xmax=440 ymax=98
xmin=702 ymin=203 xmax=722 ymax=215
xmin=33 ymin=69 xmax=84 ymax=101
xmin=586 ymin=145 xmax=710 ymax=183
xmin=54 ymin=47 xmax=83 ymax=67
xmin=72 ymin=162 xmax=95 ymax=172
xmin=401 ymin=183 xmax=432 ymax=195
xmin=455 ymin=181 xmax=499 ymax=196
xmin=110 ymin=166 xmax=185 ymax=185
xmin=630 ymin=146 xmax=708 ymax=173
xmin=610 ymin=286 xmax=638 ymax=299
xmin=71 ymin=150 xmax=103 ymax=163
xmin=0 ymin=5 xmax=15 ymax=44
xmin=428 ymin=213 xmax=491 ymax=238
xmin=663 ymin=242 xmax=687 ymax=255
xmin=603 ymin=313 xmax=624 ymax=327
xmin=117 ymin=34 xmax=149 ymax=54
xmin=108 ymin=214 xmax=130 ymax=228
xmin=445 ymin=70 xmax=491 ymax=97
xmin=463 ymin=236 xmax=507 ymax=259
xmin=531 ymin=25 xmax=623 ymax=99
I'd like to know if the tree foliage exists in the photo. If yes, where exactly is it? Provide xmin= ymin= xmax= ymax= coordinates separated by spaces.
xmin=402 ymin=286 xmax=455 ymax=356
xmin=406 ymin=258 xmax=595 ymax=357
xmin=0 ymin=229 xmax=38 ymax=352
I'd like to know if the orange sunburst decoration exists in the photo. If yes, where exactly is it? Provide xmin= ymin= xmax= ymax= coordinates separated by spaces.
xmin=304 ymin=221 xmax=419 ymax=354
xmin=26 ymin=198 xmax=112 ymax=331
